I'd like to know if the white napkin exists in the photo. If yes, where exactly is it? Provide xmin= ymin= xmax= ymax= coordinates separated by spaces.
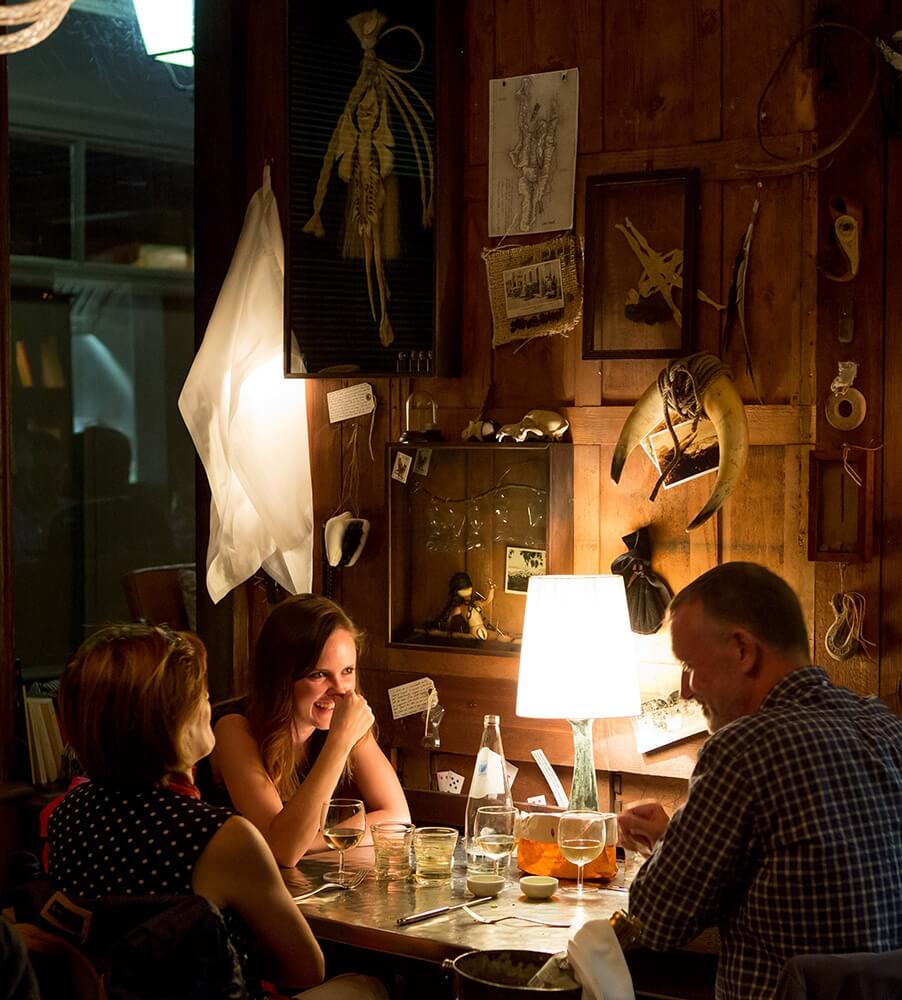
xmin=567 ymin=919 xmax=635 ymax=1000
xmin=179 ymin=166 xmax=313 ymax=602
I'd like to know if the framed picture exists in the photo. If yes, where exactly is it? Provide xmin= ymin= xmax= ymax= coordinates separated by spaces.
xmin=582 ymin=168 xmax=700 ymax=360
xmin=484 ymin=232 xmax=583 ymax=348
xmin=505 ymin=546 xmax=546 ymax=595
xmin=285 ymin=1 xmax=463 ymax=378
xmin=632 ymin=659 xmax=707 ymax=754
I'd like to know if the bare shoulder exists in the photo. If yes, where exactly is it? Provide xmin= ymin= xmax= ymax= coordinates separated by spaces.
xmin=214 ymin=712 xmax=253 ymax=739
xmin=204 ymin=814 xmax=266 ymax=860
xmin=194 ymin=815 xmax=277 ymax=903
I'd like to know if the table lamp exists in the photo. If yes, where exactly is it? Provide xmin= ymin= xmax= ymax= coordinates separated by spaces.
xmin=516 ymin=574 xmax=640 ymax=810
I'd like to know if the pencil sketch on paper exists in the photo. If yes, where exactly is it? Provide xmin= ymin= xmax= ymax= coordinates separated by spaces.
xmin=488 ymin=68 xmax=579 ymax=237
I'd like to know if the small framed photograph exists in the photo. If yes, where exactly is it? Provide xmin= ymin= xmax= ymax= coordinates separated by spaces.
xmin=505 ymin=546 xmax=547 ymax=595
xmin=413 ymin=448 xmax=432 ymax=476
xmin=484 ymin=232 xmax=583 ymax=348
xmin=632 ymin=659 xmax=708 ymax=754
xmin=391 ymin=451 xmax=413 ymax=484
xmin=503 ymin=258 xmax=565 ymax=319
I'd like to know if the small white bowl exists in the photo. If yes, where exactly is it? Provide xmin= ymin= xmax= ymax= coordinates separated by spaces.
xmin=519 ymin=875 xmax=559 ymax=899
xmin=467 ymin=873 xmax=505 ymax=897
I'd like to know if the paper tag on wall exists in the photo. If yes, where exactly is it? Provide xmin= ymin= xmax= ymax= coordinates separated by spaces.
xmin=326 ymin=383 xmax=375 ymax=423
xmin=388 ymin=677 xmax=435 ymax=719
xmin=526 ymin=794 xmax=548 ymax=807
xmin=530 ymin=749 xmax=570 ymax=808
xmin=504 ymin=761 xmax=519 ymax=787
xmin=436 ymin=770 xmax=465 ymax=794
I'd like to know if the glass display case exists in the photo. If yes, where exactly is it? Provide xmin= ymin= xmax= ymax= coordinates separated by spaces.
xmin=386 ymin=442 xmax=573 ymax=655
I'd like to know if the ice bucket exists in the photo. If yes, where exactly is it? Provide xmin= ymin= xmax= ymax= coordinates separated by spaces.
xmin=444 ymin=950 xmax=582 ymax=999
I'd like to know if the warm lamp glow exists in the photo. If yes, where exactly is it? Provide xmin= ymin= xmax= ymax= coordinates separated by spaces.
xmin=516 ymin=575 xmax=640 ymax=719
xmin=516 ymin=575 xmax=640 ymax=810
xmin=133 ymin=0 xmax=194 ymax=67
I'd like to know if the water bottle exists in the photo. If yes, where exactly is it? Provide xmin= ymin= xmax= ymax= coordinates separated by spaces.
xmin=464 ymin=714 xmax=513 ymax=874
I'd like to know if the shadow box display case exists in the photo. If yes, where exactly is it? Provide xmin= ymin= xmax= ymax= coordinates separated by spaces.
xmin=386 ymin=442 xmax=573 ymax=655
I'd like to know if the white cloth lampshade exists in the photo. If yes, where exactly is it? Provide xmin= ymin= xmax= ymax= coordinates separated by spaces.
xmin=179 ymin=166 xmax=314 ymax=603
xmin=516 ymin=575 xmax=640 ymax=720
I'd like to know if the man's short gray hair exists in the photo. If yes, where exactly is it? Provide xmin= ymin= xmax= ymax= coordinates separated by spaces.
xmin=669 ymin=562 xmax=810 ymax=658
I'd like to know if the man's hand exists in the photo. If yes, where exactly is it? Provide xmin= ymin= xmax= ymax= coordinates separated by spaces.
xmin=618 ymin=799 xmax=670 ymax=856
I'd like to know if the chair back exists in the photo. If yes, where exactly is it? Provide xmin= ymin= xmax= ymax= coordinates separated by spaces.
xmin=5 ymin=877 xmax=249 ymax=1000
xmin=12 ymin=922 xmax=102 ymax=1000
xmin=121 ymin=563 xmax=194 ymax=630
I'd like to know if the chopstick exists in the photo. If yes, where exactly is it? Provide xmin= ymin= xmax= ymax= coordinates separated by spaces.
xmin=396 ymin=895 xmax=495 ymax=926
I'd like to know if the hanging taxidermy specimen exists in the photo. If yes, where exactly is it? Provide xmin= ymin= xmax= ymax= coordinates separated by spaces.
xmin=611 ymin=353 xmax=749 ymax=531
xmin=303 ymin=9 xmax=434 ymax=348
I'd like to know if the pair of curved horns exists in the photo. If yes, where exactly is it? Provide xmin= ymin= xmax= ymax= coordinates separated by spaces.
xmin=610 ymin=356 xmax=749 ymax=531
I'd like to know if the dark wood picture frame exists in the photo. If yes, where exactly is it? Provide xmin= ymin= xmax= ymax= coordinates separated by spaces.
xmin=807 ymin=449 xmax=875 ymax=563
xmin=582 ymin=168 xmax=699 ymax=360
xmin=284 ymin=0 xmax=462 ymax=379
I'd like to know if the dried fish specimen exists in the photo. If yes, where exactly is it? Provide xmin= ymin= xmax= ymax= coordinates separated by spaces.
xmin=303 ymin=10 xmax=434 ymax=348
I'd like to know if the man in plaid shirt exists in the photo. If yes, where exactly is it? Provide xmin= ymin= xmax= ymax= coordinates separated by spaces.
xmin=619 ymin=562 xmax=902 ymax=999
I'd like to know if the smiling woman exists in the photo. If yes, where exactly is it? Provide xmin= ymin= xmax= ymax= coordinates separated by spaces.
xmin=206 ymin=594 xmax=410 ymax=867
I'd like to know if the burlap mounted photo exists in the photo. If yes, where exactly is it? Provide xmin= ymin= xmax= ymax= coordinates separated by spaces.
xmin=483 ymin=232 xmax=582 ymax=348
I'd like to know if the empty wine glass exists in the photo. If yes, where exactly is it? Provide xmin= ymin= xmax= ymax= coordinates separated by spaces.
xmin=558 ymin=809 xmax=606 ymax=897
xmin=474 ymin=805 xmax=517 ymax=878
xmin=321 ymin=798 xmax=366 ymax=886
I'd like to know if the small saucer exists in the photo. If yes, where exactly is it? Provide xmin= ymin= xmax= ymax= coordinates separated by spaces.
xmin=466 ymin=873 xmax=505 ymax=897
xmin=519 ymin=875 xmax=559 ymax=899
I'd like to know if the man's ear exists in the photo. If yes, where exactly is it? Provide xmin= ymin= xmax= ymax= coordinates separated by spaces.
xmin=732 ymin=628 xmax=761 ymax=676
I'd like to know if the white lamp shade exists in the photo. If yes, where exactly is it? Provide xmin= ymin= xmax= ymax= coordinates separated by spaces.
xmin=516 ymin=575 xmax=641 ymax=720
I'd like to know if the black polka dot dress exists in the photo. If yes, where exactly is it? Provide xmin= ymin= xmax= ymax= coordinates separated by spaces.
xmin=48 ymin=781 xmax=231 ymax=898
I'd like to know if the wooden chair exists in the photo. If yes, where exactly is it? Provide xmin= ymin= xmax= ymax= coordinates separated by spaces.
xmin=121 ymin=564 xmax=194 ymax=631
xmin=14 ymin=922 xmax=103 ymax=1000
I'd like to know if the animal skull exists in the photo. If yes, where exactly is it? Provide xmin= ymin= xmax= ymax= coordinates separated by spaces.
xmin=496 ymin=409 xmax=569 ymax=443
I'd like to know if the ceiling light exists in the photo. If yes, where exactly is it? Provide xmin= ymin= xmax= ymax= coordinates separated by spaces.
xmin=132 ymin=0 xmax=193 ymax=67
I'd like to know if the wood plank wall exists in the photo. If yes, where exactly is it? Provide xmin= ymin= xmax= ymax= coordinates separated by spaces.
xmin=232 ymin=0 xmax=901 ymax=811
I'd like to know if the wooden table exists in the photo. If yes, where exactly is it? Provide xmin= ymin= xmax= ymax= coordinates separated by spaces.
xmin=284 ymin=845 xmax=635 ymax=964
xmin=283 ymin=847 xmax=717 ymax=999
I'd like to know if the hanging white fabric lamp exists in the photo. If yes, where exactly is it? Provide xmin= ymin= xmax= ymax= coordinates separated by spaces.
xmin=179 ymin=166 xmax=314 ymax=603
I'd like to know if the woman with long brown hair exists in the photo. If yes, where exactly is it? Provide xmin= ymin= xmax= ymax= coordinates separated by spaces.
xmin=209 ymin=595 xmax=409 ymax=867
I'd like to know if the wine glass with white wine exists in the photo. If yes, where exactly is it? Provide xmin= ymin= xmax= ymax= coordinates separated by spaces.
xmin=474 ymin=805 xmax=518 ymax=879
xmin=321 ymin=798 xmax=366 ymax=886
xmin=558 ymin=809 xmax=606 ymax=897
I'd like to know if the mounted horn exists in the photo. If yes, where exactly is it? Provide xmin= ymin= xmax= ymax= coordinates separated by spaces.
xmin=610 ymin=353 xmax=749 ymax=531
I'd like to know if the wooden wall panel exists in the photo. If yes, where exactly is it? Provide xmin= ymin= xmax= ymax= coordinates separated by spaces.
xmin=603 ymin=1 xmax=721 ymax=152
xmin=722 ymin=0 xmax=809 ymax=141
xmin=465 ymin=0 xmax=495 ymax=168
xmin=227 ymin=0 xmax=900 ymax=800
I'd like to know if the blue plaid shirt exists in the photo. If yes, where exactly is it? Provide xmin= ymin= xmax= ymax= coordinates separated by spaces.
xmin=628 ymin=667 xmax=902 ymax=1000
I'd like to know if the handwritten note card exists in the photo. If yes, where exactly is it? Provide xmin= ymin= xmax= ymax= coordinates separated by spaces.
xmin=388 ymin=677 xmax=435 ymax=720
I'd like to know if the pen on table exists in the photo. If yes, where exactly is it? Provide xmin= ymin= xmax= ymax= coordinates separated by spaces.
xmin=397 ymin=895 xmax=495 ymax=927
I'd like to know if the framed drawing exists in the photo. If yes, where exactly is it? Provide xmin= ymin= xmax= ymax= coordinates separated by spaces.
xmin=285 ymin=1 xmax=462 ymax=378
xmin=582 ymin=168 xmax=700 ymax=360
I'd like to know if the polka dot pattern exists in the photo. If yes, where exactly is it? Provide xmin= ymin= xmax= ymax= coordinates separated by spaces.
xmin=48 ymin=782 xmax=231 ymax=898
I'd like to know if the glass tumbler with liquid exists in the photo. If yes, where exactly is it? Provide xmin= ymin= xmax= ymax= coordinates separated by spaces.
xmin=413 ymin=826 xmax=458 ymax=886
xmin=371 ymin=821 xmax=415 ymax=881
